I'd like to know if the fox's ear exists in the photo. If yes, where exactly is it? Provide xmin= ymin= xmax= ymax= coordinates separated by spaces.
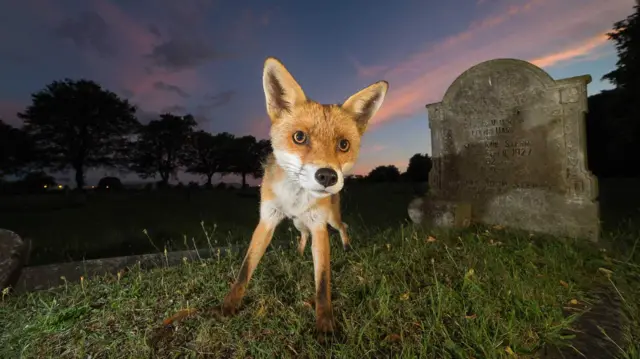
xmin=263 ymin=57 xmax=306 ymax=120
xmin=341 ymin=81 xmax=388 ymax=134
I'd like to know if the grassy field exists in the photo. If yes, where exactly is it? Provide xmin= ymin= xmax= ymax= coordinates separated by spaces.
xmin=0 ymin=183 xmax=417 ymax=266
xmin=1 ymin=222 xmax=639 ymax=358
xmin=0 ymin=179 xmax=639 ymax=358
xmin=0 ymin=178 xmax=637 ymax=266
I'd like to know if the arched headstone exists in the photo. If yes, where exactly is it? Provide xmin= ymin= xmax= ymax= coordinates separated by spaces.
xmin=410 ymin=58 xmax=599 ymax=241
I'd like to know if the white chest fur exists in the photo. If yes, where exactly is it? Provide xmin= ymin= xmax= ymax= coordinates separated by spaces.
xmin=271 ymin=179 xmax=317 ymax=218
xmin=259 ymin=178 xmax=328 ymax=231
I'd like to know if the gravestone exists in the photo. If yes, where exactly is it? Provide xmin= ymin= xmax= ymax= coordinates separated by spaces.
xmin=0 ymin=229 xmax=31 ymax=292
xmin=410 ymin=58 xmax=599 ymax=241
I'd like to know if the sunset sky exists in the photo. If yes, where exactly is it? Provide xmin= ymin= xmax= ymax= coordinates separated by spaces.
xmin=0 ymin=0 xmax=635 ymax=186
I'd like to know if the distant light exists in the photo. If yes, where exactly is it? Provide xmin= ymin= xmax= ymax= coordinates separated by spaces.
xmin=91 ymin=186 xmax=95 ymax=189
xmin=43 ymin=185 xmax=48 ymax=188
xmin=106 ymin=185 xmax=109 ymax=189
xmin=58 ymin=185 xmax=63 ymax=189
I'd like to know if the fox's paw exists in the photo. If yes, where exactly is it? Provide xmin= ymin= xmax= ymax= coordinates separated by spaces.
xmin=315 ymin=312 xmax=335 ymax=334
xmin=221 ymin=287 xmax=244 ymax=316
xmin=221 ymin=298 xmax=240 ymax=316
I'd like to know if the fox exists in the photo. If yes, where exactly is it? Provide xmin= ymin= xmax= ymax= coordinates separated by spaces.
xmin=221 ymin=57 xmax=388 ymax=334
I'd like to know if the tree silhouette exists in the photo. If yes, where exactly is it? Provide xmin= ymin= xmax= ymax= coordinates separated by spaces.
xmin=186 ymin=130 xmax=235 ymax=186
xmin=345 ymin=174 xmax=365 ymax=184
xmin=0 ymin=120 xmax=15 ymax=176
xmin=602 ymin=4 xmax=639 ymax=93
xmin=17 ymin=79 xmax=139 ymax=189
xmin=97 ymin=176 xmax=123 ymax=190
xmin=586 ymin=5 xmax=640 ymax=177
xmin=252 ymin=139 xmax=272 ymax=179
xmin=405 ymin=153 xmax=432 ymax=182
xmin=17 ymin=171 xmax=57 ymax=193
xmin=0 ymin=120 xmax=35 ymax=177
xmin=586 ymin=89 xmax=630 ymax=176
xmin=366 ymin=165 xmax=401 ymax=182
xmin=227 ymin=135 xmax=269 ymax=187
xmin=131 ymin=113 xmax=196 ymax=186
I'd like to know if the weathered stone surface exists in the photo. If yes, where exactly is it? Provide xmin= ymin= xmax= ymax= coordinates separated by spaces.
xmin=408 ymin=197 xmax=471 ymax=228
xmin=12 ymin=237 xmax=299 ymax=294
xmin=0 ymin=229 xmax=31 ymax=292
xmin=412 ymin=58 xmax=600 ymax=240
xmin=13 ymin=245 xmax=240 ymax=293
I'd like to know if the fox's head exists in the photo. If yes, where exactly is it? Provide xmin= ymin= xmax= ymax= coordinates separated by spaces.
xmin=262 ymin=57 xmax=388 ymax=198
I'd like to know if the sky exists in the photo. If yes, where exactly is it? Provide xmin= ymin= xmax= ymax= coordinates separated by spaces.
xmin=0 ymin=0 xmax=635 ymax=186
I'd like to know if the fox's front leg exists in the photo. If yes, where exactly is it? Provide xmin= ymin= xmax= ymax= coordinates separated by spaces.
xmin=222 ymin=204 xmax=282 ymax=315
xmin=294 ymin=217 xmax=309 ymax=256
xmin=297 ymin=231 xmax=309 ymax=256
xmin=310 ymin=225 xmax=335 ymax=333
xmin=329 ymin=193 xmax=351 ymax=251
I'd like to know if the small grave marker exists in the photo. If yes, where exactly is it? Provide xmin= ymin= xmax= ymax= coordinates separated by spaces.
xmin=0 ymin=229 xmax=31 ymax=292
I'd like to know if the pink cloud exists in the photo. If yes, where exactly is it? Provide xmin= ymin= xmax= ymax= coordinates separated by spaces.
xmin=78 ymin=0 xmax=206 ymax=114
xmin=349 ymin=56 xmax=389 ymax=78
xmin=244 ymin=115 xmax=272 ymax=139
xmin=364 ymin=0 xmax=633 ymax=128
xmin=8 ymin=0 xmax=211 ymax=121
xmin=530 ymin=33 xmax=612 ymax=68
xmin=378 ymin=0 xmax=546 ymax=83
xmin=362 ymin=144 xmax=387 ymax=154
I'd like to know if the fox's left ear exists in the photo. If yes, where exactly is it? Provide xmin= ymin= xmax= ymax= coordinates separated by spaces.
xmin=341 ymin=81 xmax=388 ymax=135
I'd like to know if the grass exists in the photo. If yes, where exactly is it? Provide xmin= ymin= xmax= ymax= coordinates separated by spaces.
xmin=0 ymin=182 xmax=416 ymax=265
xmin=0 ymin=178 xmax=636 ymax=266
xmin=1 ymin=179 xmax=639 ymax=357
xmin=1 ymin=222 xmax=640 ymax=358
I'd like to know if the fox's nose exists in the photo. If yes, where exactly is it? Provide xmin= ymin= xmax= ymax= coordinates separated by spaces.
xmin=315 ymin=168 xmax=338 ymax=187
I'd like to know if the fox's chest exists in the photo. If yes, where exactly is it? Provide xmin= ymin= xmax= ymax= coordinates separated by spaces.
xmin=271 ymin=181 xmax=317 ymax=218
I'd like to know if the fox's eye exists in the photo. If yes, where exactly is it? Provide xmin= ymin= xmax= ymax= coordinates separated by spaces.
xmin=338 ymin=139 xmax=350 ymax=152
xmin=292 ymin=130 xmax=307 ymax=144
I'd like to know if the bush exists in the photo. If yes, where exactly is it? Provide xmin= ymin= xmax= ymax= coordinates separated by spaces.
xmin=97 ymin=177 xmax=123 ymax=191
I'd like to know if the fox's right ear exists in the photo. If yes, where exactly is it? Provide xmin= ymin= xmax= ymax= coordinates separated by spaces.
xmin=263 ymin=57 xmax=306 ymax=121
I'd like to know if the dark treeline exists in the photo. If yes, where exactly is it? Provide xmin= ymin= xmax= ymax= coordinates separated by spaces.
xmin=586 ymin=5 xmax=640 ymax=178
xmin=0 ymin=82 xmax=272 ymax=191
xmin=0 ymin=77 xmax=433 ymax=192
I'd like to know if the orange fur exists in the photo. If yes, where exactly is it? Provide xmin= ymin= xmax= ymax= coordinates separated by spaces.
xmin=221 ymin=57 xmax=388 ymax=334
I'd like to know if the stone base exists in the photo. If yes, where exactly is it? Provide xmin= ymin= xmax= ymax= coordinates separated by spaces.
xmin=408 ymin=197 xmax=472 ymax=228
xmin=0 ymin=229 xmax=31 ymax=292
xmin=408 ymin=188 xmax=600 ymax=241
xmin=478 ymin=188 xmax=600 ymax=241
